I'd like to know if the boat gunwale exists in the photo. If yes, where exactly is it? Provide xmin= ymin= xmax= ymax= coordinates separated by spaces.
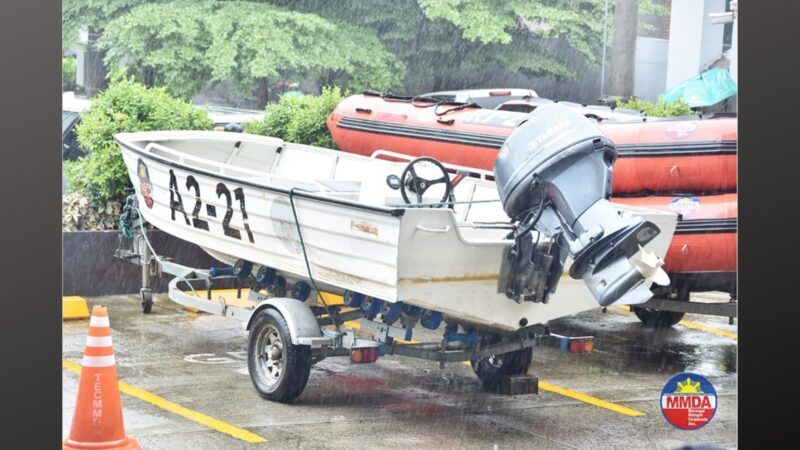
xmin=115 ymin=135 xmax=406 ymax=218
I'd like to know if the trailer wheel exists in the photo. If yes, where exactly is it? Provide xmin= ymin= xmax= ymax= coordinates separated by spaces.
xmin=632 ymin=289 xmax=689 ymax=328
xmin=631 ymin=307 xmax=685 ymax=328
xmin=141 ymin=290 xmax=153 ymax=314
xmin=247 ymin=308 xmax=311 ymax=403
xmin=471 ymin=347 xmax=532 ymax=392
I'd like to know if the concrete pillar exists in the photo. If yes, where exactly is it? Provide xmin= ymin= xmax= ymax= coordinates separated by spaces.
xmin=633 ymin=37 xmax=669 ymax=102
xmin=74 ymin=29 xmax=88 ymax=88
xmin=75 ymin=48 xmax=85 ymax=87
xmin=665 ymin=0 xmax=726 ymax=90
xmin=609 ymin=0 xmax=639 ymax=97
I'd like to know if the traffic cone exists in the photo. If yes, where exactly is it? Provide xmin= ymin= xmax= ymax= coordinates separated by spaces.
xmin=64 ymin=306 xmax=140 ymax=450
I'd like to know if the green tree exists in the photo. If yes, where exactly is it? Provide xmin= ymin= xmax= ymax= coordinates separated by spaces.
xmin=65 ymin=75 xmax=213 ymax=203
xmin=62 ymin=0 xmax=164 ymax=49
xmin=417 ymin=0 xmax=667 ymax=72
xmin=98 ymin=3 xmax=214 ymax=100
xmin=98 ymin=1 xmax=404 ymax=105
xmin=67 ymin=0 xmax=667 ymax=101
xmin=244 ymin=87 xmax=345 ymax=149
xmin=418 ymin=0 xmax=603 ymax=64
xmin=63 ymin=57 xmax=77 ymax=92
xmin=270 ymin=0 xmax=666 ymax=91
xmin=63 ymin=0 xmax=165 ymax=95
xmin=276 ymin=0 xmax=501 ymax=90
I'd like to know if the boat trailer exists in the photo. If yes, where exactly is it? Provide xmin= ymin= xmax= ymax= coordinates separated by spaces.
xmin=114 ymin=210 xmax=594 ymax=400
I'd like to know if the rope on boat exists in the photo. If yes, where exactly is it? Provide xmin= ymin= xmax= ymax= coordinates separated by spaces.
xmin=119 ymin=195 xmax=138 ymax=239
xmin=125 ymin=201 xmax=202 ymax=299
xmin=123 ymin=193 xmax=341 ymax=335
xmin=288 ymin=188 xmax=343 ymax=334
xmin=135 ymin=207 xmax=202 ymax=299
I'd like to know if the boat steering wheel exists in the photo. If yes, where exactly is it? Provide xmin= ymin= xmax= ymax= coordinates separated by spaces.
xmin=398 ymin=157 xmax=452 ymax=207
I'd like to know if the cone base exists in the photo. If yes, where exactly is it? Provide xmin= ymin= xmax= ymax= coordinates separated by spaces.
xmin=63 ymin=435 xmax=140 ymax=450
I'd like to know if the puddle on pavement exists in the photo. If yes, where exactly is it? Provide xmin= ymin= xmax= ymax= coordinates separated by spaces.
xmin=549 ymin=311 xmax=737 ymax=377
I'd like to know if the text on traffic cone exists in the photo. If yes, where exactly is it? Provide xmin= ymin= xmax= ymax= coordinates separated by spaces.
xmin=64 ymin=305 xmax=139 ymax=450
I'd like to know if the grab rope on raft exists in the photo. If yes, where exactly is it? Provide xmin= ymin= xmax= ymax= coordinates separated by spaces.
xmin=362 ymin=90 xmax=481 ymax=114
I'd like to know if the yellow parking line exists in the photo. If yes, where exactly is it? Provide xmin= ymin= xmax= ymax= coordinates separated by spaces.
xmin=62 ymin=359 xmax=267 ymax=443
xmin=457 ymin=360 xmax=645 ymax=417
xmin=343 ymin=320 xmax=644 ymax=416
xmin=677 ymin=319 xmax=737 ymax=339
xmin=537 ymin=382 xmax=645 ymax=416
xmin=609 ymin=306 xmax=737 ymax=339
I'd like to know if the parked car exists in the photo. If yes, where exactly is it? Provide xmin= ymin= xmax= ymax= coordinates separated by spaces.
xmin=202 ymin=105 xmax=265 ymax=130
xmin=62 ymin=111 xmax=85 ymax=161
xmin=61 ymin=95 xmax=265 ymax=161
xmin=495 ymin=97 xmax=646 ymax=122
xmin=419 ymin=88 xmax=538 ymax=109
xmin=62 ymin=92 xmax=92 ymax=161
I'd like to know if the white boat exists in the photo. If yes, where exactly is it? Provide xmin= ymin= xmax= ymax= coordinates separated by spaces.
xmin=115 ymin=106 xmax=676 ymax=333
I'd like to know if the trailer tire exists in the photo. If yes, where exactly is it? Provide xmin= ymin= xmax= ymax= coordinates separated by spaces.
xmin=471 ymin=347 xmax=532 ymax=392
xmin=247 ymin=308 xmax=312 ymax=403
xmin=632 ymin=289 xmax=689 ymax=328
xmin=141 ymin=290 xmax=153 ymax=314
xmin=631 ymin=307 xmax=685 ymax=328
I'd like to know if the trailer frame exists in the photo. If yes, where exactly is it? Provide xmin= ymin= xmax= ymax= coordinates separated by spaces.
xmin=115 ymin=212 xmax=599 ymax=401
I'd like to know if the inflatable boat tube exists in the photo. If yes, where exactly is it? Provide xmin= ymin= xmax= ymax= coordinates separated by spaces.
xmin=328 ymin=93 xmax=737 ymax=195
xmin=611 ymin=194 xmax=736 ymax=293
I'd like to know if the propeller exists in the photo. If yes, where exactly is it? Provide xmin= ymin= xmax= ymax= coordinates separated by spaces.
xmin=632 ymin=245 xmax=670 ymax=287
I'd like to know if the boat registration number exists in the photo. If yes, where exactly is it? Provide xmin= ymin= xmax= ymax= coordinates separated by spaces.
xmin=167 ymin=170 xmax=255 ymax=243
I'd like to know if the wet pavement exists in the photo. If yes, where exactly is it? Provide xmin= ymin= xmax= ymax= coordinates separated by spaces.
xmin=63 ymin=293 xmax=737 ymax=449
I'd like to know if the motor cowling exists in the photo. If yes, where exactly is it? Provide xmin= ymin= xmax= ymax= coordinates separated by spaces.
xmin=494 ymin=104 xmax=668 ymax=307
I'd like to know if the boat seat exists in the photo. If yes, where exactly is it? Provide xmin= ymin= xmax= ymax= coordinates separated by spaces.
xmin=316 ymin=180 xmax=361 ymax=193
xmin=273 ymin=148 xmax=338 ymax=182
xmin=269 ymin=178 xmax=321 ymax=193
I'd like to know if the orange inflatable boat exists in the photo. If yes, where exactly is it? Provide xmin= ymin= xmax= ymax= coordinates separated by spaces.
xmin=328 ymin=92 xmax=737 ymax=195
xmin=612 ymin=194 xmax=736 ymax=294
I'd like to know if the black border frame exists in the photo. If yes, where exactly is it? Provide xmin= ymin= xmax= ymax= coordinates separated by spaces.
xmin=0 ymin=1 xmax=799 ymax=446
xmin=738 ymin=2 xmax=800 ymax=446
xmin=0 ymin=1 xmax=63 ymax=448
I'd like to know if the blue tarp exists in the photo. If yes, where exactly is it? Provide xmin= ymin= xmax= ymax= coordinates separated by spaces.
xmin=661 ymin=67 xmax=737 ymax=108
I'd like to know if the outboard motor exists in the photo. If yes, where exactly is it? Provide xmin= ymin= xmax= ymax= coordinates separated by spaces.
xmin=495 ymin=104 xmax=668 ymax=307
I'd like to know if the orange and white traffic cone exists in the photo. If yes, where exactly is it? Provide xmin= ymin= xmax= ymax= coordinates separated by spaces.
xmin=64 ymin=306 xmax=140 ymax=450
